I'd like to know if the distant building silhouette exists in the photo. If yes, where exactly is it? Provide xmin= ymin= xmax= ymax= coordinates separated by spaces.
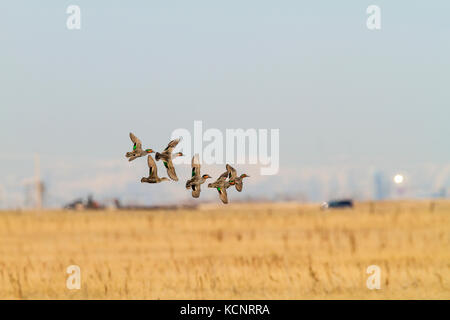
xmin=374 ymin=171 xmax=391 ymax=200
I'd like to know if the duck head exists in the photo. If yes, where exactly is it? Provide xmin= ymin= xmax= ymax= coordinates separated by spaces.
xmin=202 ymin=174 xmax=212 ymax=180
xmin=240 ymin=174 xmax=250 ymax=179
xmin=145 ymin=149 xmax=154 ymax=153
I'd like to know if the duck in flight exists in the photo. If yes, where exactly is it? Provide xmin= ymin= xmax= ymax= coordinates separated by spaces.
xmin=208 ymin=170 xmax=231 ymax=204
xmin=125 ymin=132 xmax=153 ymax=162
xmin=155 ymin=138 xmax=183 ymax=181
xmin=141 ymin=155 xmax=169 ymax=184
xmin=226 ymin=164 xmax=250 ymax=192
xmin=185 ymin=154 xmax=211 ymax=198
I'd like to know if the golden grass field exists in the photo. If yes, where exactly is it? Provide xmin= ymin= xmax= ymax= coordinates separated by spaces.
xmin=0 ymin=200 xmax=449 ymax=299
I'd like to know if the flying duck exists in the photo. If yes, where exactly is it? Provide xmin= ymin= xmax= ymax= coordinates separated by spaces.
xmin=226 ymin=164 xmax=250 ymax=192
xmin=125 ymin=132 xmax=153 ymax=162
xmin=185 ymin=154 xmax=212 ymax=198
xmin=208 ymin=170 xmax=231 ymax=204
xmin=155 ymin=138 xmax=183 ymax=181
xmin=141 ymin=155 xmax=169 ymax=183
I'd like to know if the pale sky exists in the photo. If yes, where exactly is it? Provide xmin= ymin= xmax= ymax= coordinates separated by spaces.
xmin=1 ymin=1 xmax=449 ymax=207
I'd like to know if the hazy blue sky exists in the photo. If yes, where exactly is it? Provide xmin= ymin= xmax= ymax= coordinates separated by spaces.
xmin=1 ymin=1 xmax=449 ymax=207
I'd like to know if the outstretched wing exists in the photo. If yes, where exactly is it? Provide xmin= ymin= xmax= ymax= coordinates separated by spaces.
xmin=217 ymin=187 xmax=228 ymax=204
xmin=191 ymin=154 xmax=201 ymax=178
xmin=209 ymin=171 xmax=228 ymax=188
xmin=226 ymin=164 xmax=237 ymax=180
xmin=235 ymin=180 xmax=243 ymax=192
xmin=191 ymin=184 xmax=201 ymax=198
xmin=217 ymin=171 xmax=228 ymax=183
xmin=164 ymin=159 xmax=178 ymax=181
xmin=164 ymin=137 xmax=181 ymax=152
xmin=147 ymin=155 xmax=158 ymax=178
xmin=129 ymin=132 xmax=142 ymax=151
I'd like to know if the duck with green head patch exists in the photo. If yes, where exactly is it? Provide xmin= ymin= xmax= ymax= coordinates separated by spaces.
xmin=125 ymin=132 xmax=154 ymax=162
xmin=155 ymin=137 xmax=183 ymax=181
xmin=225 ymin=164 xmax=250 ymax=192
xmin=185 ymin=154 xmax=212 ymax=198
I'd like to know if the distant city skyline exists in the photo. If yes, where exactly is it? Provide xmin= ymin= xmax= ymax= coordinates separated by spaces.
xmin=0 ymin=153 xmax=448 ymax=208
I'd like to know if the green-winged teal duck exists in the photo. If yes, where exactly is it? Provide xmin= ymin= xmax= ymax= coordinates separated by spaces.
xmin=141 ymin=155 xmax=169 ymax=184
xmin=125 ymin=132 xmax=153 ymax=162
xmin=155 ymin=138 xmax=183 ymax=181
xmin=226 ymin=164 xmax=250 ymax=192
xmin=185 ymin=154 xmax=211 ymax=198
xmin=208 ymin=170 xmax=231 ymax=204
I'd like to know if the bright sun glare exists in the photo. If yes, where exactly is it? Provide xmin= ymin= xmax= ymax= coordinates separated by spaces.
xmin=394 ymin=174 xmax=404 ymax=184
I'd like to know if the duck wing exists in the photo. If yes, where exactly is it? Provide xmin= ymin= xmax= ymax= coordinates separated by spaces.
xmin=163 ymin=159 xmax=178 ymax=181
xmin=129 ymin=132 xmax=143 ymax=151
xmin=235 ymin=180 xmax=243 ymax=192
xmin=226 ymin=164 xmax=237 ymax=180
xmin=209 ymin=172 xmax=228 ymax=188
xmin=147 ymin=155 xmax=159 ymax=179
xmin=191 ymin=154 xmax=201 ymax=178
xmin=164 ymin=137 xmax=181 ymax=153
xmin=217 ymin=171 xmax=228 ymax=181
xmin=216 ymin=186 xmax=228 ymax=204
xmin=191 ymin=184 xmax=201 ymax=198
